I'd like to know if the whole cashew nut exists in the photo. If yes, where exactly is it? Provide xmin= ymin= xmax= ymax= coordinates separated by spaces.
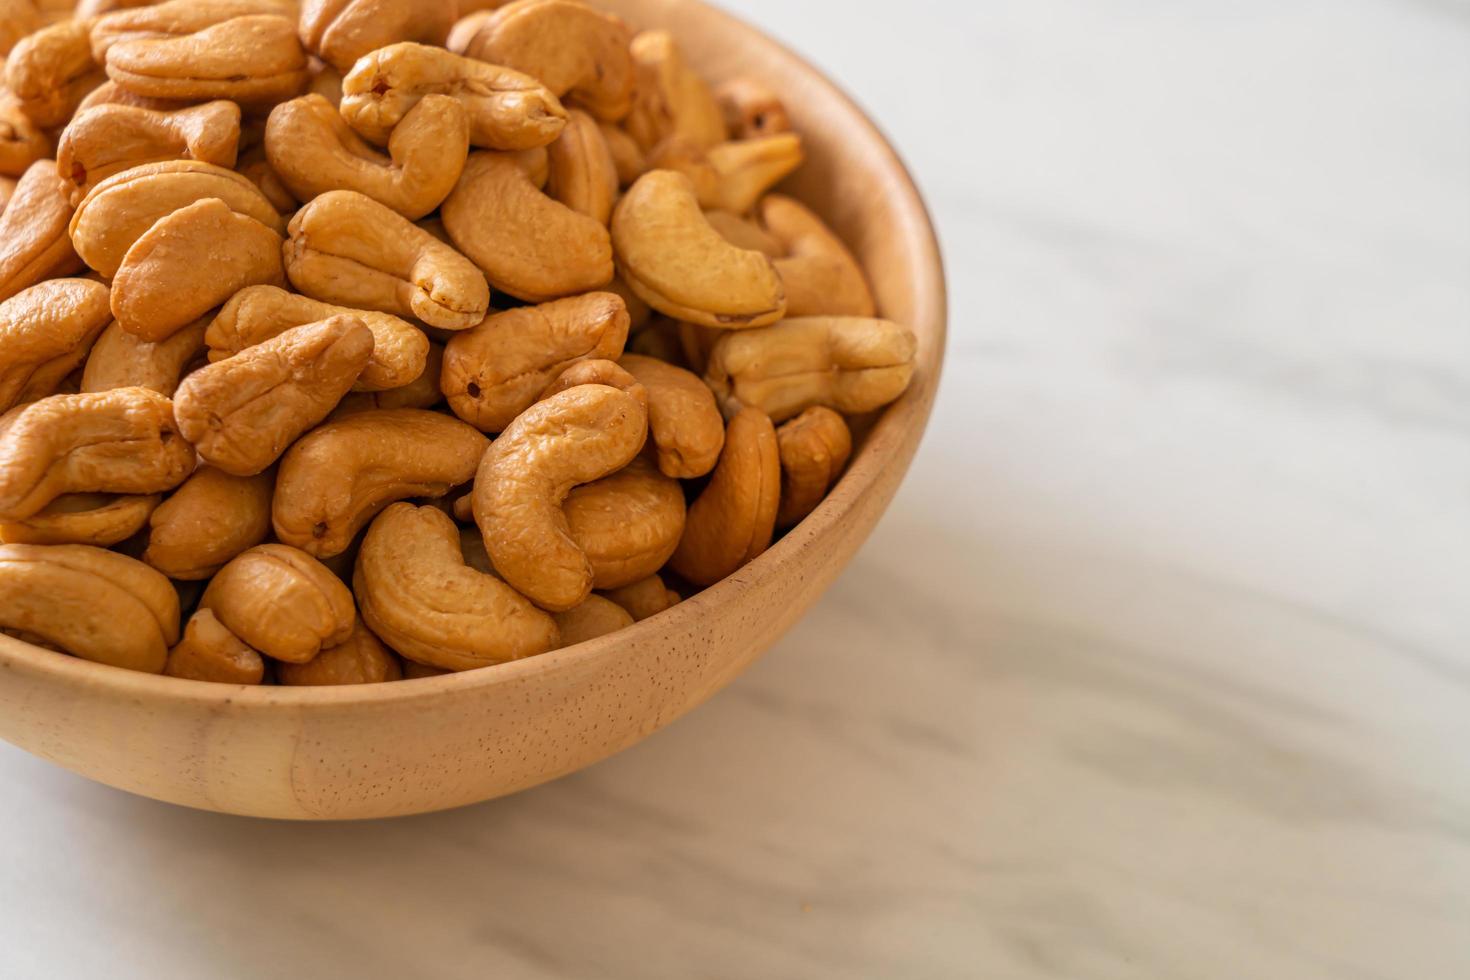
xmin=0 ymin=492 xmax=160 ymax=546
xmin=164 ymin=607 xmax=265 ymax=684
xmin=264 ymin=92 xmax=469 ymax=219
xmin=284 ymin=189 xmax=490 ymax=331
xmin=618 ymin=352 xmax=725 ymax=479
xmin=668 ymin=405 xmax=780 ymax=587
xmin=599 ymin=572 xmax=680 ymax=622
xmin=546 ymin=108 xmax=618 ymax=226
xmin=102 ymin=13 xmax=309 ymax=109
xmin=0 ymin=387 xmax=195 ymax=522
xmin=552 ymin=594 xmax=632 ymax=648
xmin=625 ymin=30 xmax=726 ymax=152
xmin=90 ymin=0 xmax=299 ymax=62
xmin=0 ymin=542 xmax=178 ymax=672
xmin=143 ymin=465 xmax=273 ymax=579
xmin=173 ymin=314 xmax=374 ymax=476
xmin=0 ymin=277 xmax=112 ymax=413
xmin=200 ymin=542 xmax=355 ymax=663
xmin=4 ymin=19 xmax=104 ymax=129
xmin=273 ymin=407 xmax=488 ymax=558
xmin=646 ymin=133 xmax=804 ymax=215
xmin=759 ymin=194 xmax=875 ymax=318
xmin=354 ymin=502 xmax=560 ymax=670
xmin=56 ymin=100 xmax=241 ymax=204
xmin=611 ymin=169 xmax=786 ymax=329
xmin=299 ymin=0 xmax=455 ymax=74
xmin=775 ymin=406 xmax=852 ymax=529
xmin=81 ymin=316 xmax=209 ymax=397
xmin=472 ymin=383 xmax=648 ymax=611
xmin=276 ymin=620 xmax=402 ymax=685
xmin=442 ymin=291 xmax=629 ymax=432
xmin=563 ymin=453 xmax=685 ymax=590
xmin=0 ymin=159 xmax=82 ymax=303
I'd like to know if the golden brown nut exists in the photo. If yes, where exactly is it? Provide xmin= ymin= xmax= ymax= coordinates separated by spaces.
xmin=102 ymin=12 xmax=309 ymax=109
xmin=273 ymin=408 xmax=488 ymax=558
xmin=535 ymin=357 xmax=644 ymax=405
xmin=56 ymin=100 xmax=241 ymax=204
xmin=284 ymin=189 xmax=490 ymax=331
xmin=775 ymin=406 xmax=852 ymax=528
xmin=174 ymin=315 xmax=374 ymax=476
xmin=80 ymin=316 xmax=208 ymax=396
xmin=0 ymin=159 xmax=81 ymax=303
xmin=564 ymin=454 xmax=684 ymax=590
xmin=611 ymin=169 xmax=785 ymax=329
xmin=552 ymin=594 xmax=632 ymax=647
xmin=442 ymin=291 xmax=628 ymax=432
xmin=0 ymin=387 xmax=195 ymax=521
xmin=143 ymin=465 xmax=273 ymax=579
xmin=625 ymin=30 xmax=725 ymax=152
xmin=441 ymin=148 xmax=612 ymax=302
xmin=704 ymin=316 xmax=917 ymax=423
xmin=0 ymin=542 xmax=177 ymax=672
xmin=331 ymin=341 xmax=443 ymax=414
xmin=0 ymin=277 xmax=112 ymax=413
xmin=70 ymin=160 xmax=282 ymax=277
xmin=354 ymin=502 xmax=559 ymax=671
xmin=299 ymin=0 xmax=455 ymax=74
xmin=473 ymin=384 xmax=648 ymax=611
xmin=705 ymin=209 xmax=782 ymax=258
xmin=0 ymin=95 xmax=52 ymax=177
xmin=340 ymin=41 xmax=566 ymax=149
xmin=618 ymin=352 xmax=724 ymax=479
xmin=0 ymin=491 xmax=159 ymax=546
xmin=599 ymin=573 xmax=679 ymax=622
xmin=760 ymin=194 xmax=875 ymax=318
xmin=598 ymin=121 xmax=644 ymax=187
xmin=545 ymin=108 xmax=617 ymax=226
xmin=646 ymin=133 xmax=803 ymax=215
xmin=208 ymin=284 xmax=428 ymax=393
xmin=200 ymin=542 xmax=355 ymax=663
xmin=715 ymin=77 xmax=791 ymax=140
xmin=90 ymin=0 xmax=297 ymax=61
xmin=265 ymin=92 xmax=468 ymax=219
xmin=4 ymin=19 xmax=103 ymax=129
xmin=461 ymin=0 xmax=633 ymax=122
xmin=276 ymin=620 xmax=402 ymax=685
xmin=668 ymin=405 xmax=779 ymax=587
xmin=164 ymin=607 xmax=265 ymax=684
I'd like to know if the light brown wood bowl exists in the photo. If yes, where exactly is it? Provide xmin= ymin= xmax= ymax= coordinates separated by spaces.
xmin=0 ymin=0 xmax=946 ymax=819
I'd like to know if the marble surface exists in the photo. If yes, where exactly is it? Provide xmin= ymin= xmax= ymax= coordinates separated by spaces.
xmin=2 ymin=1 xmax=1468 ymax=976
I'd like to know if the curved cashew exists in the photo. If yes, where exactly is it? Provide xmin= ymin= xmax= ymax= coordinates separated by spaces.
xmin=81 ymin=316 xmax=209 ymax=397
xmin=646 ymin=133 xmax=804 ymax=215
xmin=90 ymin=0 xmax=299 ymax=61
xmin=625 ymin=30 xmax=726 ymax=152
xmin=618 ymin=353 xmax=725 ymax=479
xmin=442 ymin=291 xmax=628 ymax=432
xmin=564 ymin=453 xmax=685 ymax=590
xmin=143 ymin=465 xmax=273 ymax=579
xmin=70 ymin=160 xmax=281 ymax=278
xmin=546 ymin=108 xmax=618 ymax=226
xmin=462 ymin=0 xmax=634 ymax=122
xmin=265 ymin=93 xmax=468 ymax=220
xmin=354 ymin=502 xmax=559 ymax=670
xmin=299 ymin=0 xmax=455 ymax=74
xmin=775 ymin=406 xmax=852 ymax=528
xmin=276 ymin=620 xmax=402 ymax=686
xmin=553 ymin=594 xmax=632 ymax=648
xmin=668 ymin=406 xmax=780 ymax=586
xmin=102 ymin=13 xmax=309 ymax=109
xmin=0 ymin=278 xmax=112 ymax=413
xmin=0 ymin=542 xmax=178 ymax=672
xmin=4 ymin=19 xmax=104 ymax=129
xmin=340 ymin=41 xmax=566 ymax=149
xmin=174 ymin=315 xmax=374 ymax=476
xmin=273 ymin=408 xmax=488 ymax=558
xmin=0 ymin=95 xmax=52 ymax=178
xmin=442 ymin=149 xmax=612 ymax=302
xmin=0 ymin=492 xmax=160 ymax=546
xmin=0 ymin=160 xmax=82 ymax=303
xmin=57 ymin=100 xmax=241 ymax=204
xmin=284 ymin=189 xmax=490 ymax=331
xmin=599 ymin=573 xmax=680 ymax=622
xmin=472 ymin=384 xmax=648 ymax=611
xmin=715 ymin=77 xmax=792 ymax=141
xmin=209 ymin=285 xmax=427 ymax=393
xmin=200 ymin=542 xmax=355 ymax=663
xmin=704 ymin=316 xmax=917 ymax=423
xmin=0 ymin=387 xmax=195 ymax=522
xmin=164 ymin=608 xmax=265 ymax=684
xmin=760 ymin=194 xmax=875 ymax=318
xmin=611 ymin=169 xmax=786 ymax=329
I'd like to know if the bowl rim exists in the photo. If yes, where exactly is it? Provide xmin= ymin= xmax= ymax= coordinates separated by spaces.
xmin=0 ymin=0 xmax=948 ymax=711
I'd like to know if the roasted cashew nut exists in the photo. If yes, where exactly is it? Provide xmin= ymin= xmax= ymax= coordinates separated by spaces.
xmin=0 ymin=159 xmax=82 ymax=303
xmin=553 ymin=594 xmax=633 ymax=648
xmin=89 ymin=0 xmax=300 ymax=61
xmin=276 ymin=621 xmax=402 ymax=686
xmin=545 ymin=108 xmax=618 ymax=226
xmin=57 ymin=100 xmax=241 ymax=204
xmin=625 ymin=30 xmax=726 ymax=152
xmin=354 ymin=502 xmax=560 ymax=670
xmin=144 ymin=465 xmax=274 ymax=580
xmin=81 ymin=316 xmax=209 ymax=397
xmin=760 ymin=194 xmax=875 ymax=318
xmin=563 ymin=453 xmax=685 ymax=590
xmin=775 ymin=406 xmax=852 ymax=528
xmin=4 ymin=18 xmax=104 ymax=129
xmin=646 ymin=133 xmax=804 ymax=215
xmin=102 ymin=13 xmax=309 ymax=109
xmin=618 ymin=352 xmax=725 ymax=479
xmin=165 ymin=608 xmax=266 ymax=685
xmin=472 ymin=383 xmax=648 ymax=611
xmin=0 ymin=277 xmax=112 ymax=413
xmin=201 ymin=543 xmax=356 ymax=664
xmin=0 ymin=492 xmax=160 ymax=547
xmin=299 ymin=0 xmax=456 ymax=74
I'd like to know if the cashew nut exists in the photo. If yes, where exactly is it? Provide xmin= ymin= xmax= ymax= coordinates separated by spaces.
xmin=705 ymin=209 xmax=782 ymax=258
xmin=715 ymin=77 xmax=792 ymax=141
xmin=276 ymin=620 xmax=402 ymax=686
xmin=143 ymin=465 xmax=273 ymax=579
xmin=4 ymin=18 xmax=104 ymax=129
xmin=0 ymin=95 xmax=52 ymax=178
xmin=0 ymin=387 xmax=195 ymax=522
xmin=646 ymin=133 xmax=804 ymax=215
xmin=618 ymin=352 xmax=725 ymax=479
xmin=81 ymin=316 xmax=209 ymax=397
xmin=56 ymin=100 xmax=241 ymax=204
xmin=0 ymin=277 xmax=112 ymax=413
xmin=442 ymin=291 xmax=628 ymax=432
xmin=174 ymin=314 xmax=374 ymax=476
xmin=668 ymin=405 xmax=780 ymax=587
xmin=0 ymin=492 xmax=160 ymax=546
xmin=704 ymin=316 xmax=917 ymax=422
xmin=553 ymin=594 xmax=632 ymax=648
xmin=625 ymin=30 xmax=726 ymax=152
xmin=545 ymin=107 xmax=618 ymax=226
xmin=0 ymin=542 xmax=178 ymax=672
xmin=265 ymin=92 xmax=469 ymax=219
xmin=564 ymin=453 xmax=685 ymax=590
xmin=760 ymin=194 xmax=875 ymax=317
xmin=599 ymin=572 xmax=680 ymax=622
xmin=472 ymin=383 xmax=648 ymax=610
xmin=611 ymin=169 xmax=786 ymax=329
xmin=775 ymin=406 xmax=852 ymax=528
xmin=90 ymin=0 xmax=298 ymax=62
xmin=200 ymin=542 xmax=356 ymax=663
xmin=164 ymin=607 xmax=265 ymax=684
xmin=0 ymin=159 xmax=82 ymax=303
xmin=299 ymin=0 xmax=455 ymax=74
xmin=284 ymin=189 xmax=490 ymax=331
xmin=354 ymin=502 xmax=560 ymax=670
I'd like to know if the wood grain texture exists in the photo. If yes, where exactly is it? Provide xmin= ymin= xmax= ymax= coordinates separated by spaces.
xmin=0 ymin=0 xmax=947 ymax=820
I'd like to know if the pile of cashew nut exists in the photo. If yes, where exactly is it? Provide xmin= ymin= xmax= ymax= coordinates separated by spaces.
xmin=0 ymin=0 xmax=918 ymax=685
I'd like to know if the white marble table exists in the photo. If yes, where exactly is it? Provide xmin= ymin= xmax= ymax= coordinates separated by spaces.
xmin=2 ymin=1 xmax=1467 ymax=976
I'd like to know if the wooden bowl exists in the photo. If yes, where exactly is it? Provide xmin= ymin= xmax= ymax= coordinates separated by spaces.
xmin=0 ymin=0 xmax=946 ymax=820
